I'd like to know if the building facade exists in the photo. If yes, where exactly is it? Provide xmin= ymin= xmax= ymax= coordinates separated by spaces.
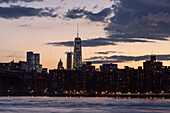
xmin=26 ymin=52 xmax=34 ymax=72
xmin=73 ymin=37 xmax=82 ymax=69
xmin=67 ymin=52 xmax=72 ymax=70
xmin=143 ymin=55 xmax=163 ymax=92
xmin=33 ymin=54 xmax=40 ymax=72
xmin=26 ymin=51 xmax=42 ymax=73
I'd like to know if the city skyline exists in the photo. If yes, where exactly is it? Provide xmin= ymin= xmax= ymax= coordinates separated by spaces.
xmin=1 ymin=51 xmax=169 ymax=95
xmin=1 ymin=0 xmax=170 ymax=69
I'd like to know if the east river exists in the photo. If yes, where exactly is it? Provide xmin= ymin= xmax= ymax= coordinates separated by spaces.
xmin=0 ymin=97 xmax=169 ymax=113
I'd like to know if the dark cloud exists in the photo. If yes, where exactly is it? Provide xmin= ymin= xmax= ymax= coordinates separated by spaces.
xmin=65 ymin=8 xmax=85 ymax=19
xmin=65 ymin=7 xmax=112 ymax=22
xmin=83 ymin=60 xmax=121 ymax=64
xmin=47 ymin=36 xmax=152 ymax=47
xmin=0 ymin=0 xmax=43 ymax=4
xmin=95 ymin=51 xmax=123 ymax=55
xmin=4 ymin=51 xmax=24 ymax=59
xmin=18 ymin=24 xmax=31 ymax=27
xmin=0 ymin=5 xmax=57 ymax=19
xmin=84 ymin=54 xmax=170 ymax=64
xmin=93 ymin=5 xmax=98 ymax=9
xmin=65 ymin=52 xmax=73 ymax=54
xmin=56 ymin=0 xmax=170 ymax=48
xmin=46 ymin=38 xmax=117 ymax=47
xmin=60 ymin=0 xmax=64 ymax=2
xmin=105 ymin=0 xmax=170 ymax=42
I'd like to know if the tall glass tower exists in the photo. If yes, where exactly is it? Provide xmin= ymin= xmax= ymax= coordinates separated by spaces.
xmin=73 ymin=26 xmax=82 ymax=68
xmin=26 ymin=51 xmax=41 ymax=72
xmin=67 ymin=52 xmax=72 ymax=70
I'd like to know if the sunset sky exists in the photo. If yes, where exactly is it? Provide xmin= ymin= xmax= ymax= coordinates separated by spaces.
xmin=1 ymin=0 xmax=170 ymax=69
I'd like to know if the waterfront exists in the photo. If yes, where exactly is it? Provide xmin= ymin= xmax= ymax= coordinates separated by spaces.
xmin=0 ymin=97 xmax=169 ymax=113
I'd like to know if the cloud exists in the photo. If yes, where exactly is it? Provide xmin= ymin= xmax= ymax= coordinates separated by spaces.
xmin=46 ymin=37 xmax=117 ymax=47
xmin=60 ymin=0 xmax=64 ymax=2
xmin=83 ymin=60 xmax=121 ymax=64
xmin=65 ymin=7 xmax=112 ymax=22
xmin=47 ymin=36 xmax=152 ymax=47
xmin=84 ymin=54 xmax=170 ymax=64
xmin=0 ymin=5 xmax=57 ymax=19
xmin=63 ymin=0 xmax=170 ymax=46
xmin=65 ymin=52 xmax=73 ymax=55
xmin=46 ymin=0 xmax=170 ymax=48
xmin=93 ymin=5 xmax=98 ymax=9
xmin=18 ymin=24 xmax=31 ymax=27
xmin=0 ymin=50 xmax=24 ymax=61
xmin=95 ymin=51 xmax=123 ymax=55
xmin=65 ymin=8 xmax=85 ymax=19
xmin=0 ymin=0 xmax=43 ymax=4
xmin=104 ymin=0 xmax=170 ymax=42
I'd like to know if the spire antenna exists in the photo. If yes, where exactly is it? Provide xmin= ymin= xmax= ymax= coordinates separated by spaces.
xmin=77 ymin=23 xmax=79 ymax=38
xmin=151 ymin=51 xmax=153 ymax=55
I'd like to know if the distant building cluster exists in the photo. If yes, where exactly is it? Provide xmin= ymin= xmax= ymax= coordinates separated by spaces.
xmin=0 ymin=32 xmax=169 ymax=96
xmin=50 ymin=56 xmax=170 ymax=94
xmin=0 ymin=51 xmax=47 ymax=73
xmin=51 ymin=33 xmax=169 ymax=95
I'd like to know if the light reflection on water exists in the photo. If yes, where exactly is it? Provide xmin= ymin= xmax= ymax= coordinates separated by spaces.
xmin=0 ymin=97 xmax=169 ymax=113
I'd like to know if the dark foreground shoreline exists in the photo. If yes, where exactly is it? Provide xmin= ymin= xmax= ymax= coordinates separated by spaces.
xmin=0 ymin=94 xmax=170 ymax=99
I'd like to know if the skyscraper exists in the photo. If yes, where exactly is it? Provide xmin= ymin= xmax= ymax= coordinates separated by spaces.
xmin=73 ymin=26 xmax=82 ymax=69
xmin=26 ymin=51 xmax=33 ymax=72
xmin=143 ymin=55 xmax=163 ymax=92
xmin=26 ymin=51 xmax=42 ymax=72
xmin=33 ymin=53 xmax=40 ymax=71
xmin=67 ymin=52 xmax=72 ymax=70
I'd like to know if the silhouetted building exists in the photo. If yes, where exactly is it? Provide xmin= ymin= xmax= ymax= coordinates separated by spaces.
xmin=42 ymin=68 xmax=48 ymax=73
xmin=49 ymin=69 xmax=85 ymax=94
xmin=0 ymin=69 xmax=49 ymax=95
xmin=100 ymin=63 xmax=117 ymax=72
xmin=143 ymin=55 xmax=163 ymax=93
xmin=79 ymin=62 xmax=95 ymax=72
xmin=67 ymin=52 xmax=72 ymax=70
xmin=73 ymin=32 xmax=82 ymax=69
xmin=0 ymin=60 xmax=20 ymax=71
xmin=57 ymin=59 xmax=63 ymax=70
xmin=19 ymin=61 xmax=27 ymax=71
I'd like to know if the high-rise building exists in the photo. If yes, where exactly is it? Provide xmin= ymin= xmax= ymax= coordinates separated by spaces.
xmin=143 ymin=55 xmax=162 ymax=72
xmin=143 ymin=55 xmax=163 ymax=92
xmin=26 ymin=51 xmax=42 ymax=73
xmin=67 ymin=52 xmax=72 ymax=70
xmin=33 ymin=53 xmax=40 ymax=71
xmin=58 ymin=59 xmax=63 ymax=70
xmin=73 ymin=28 xmax=82 ymax=68
xmin=26 ymin=51 xmax=33 ymax=72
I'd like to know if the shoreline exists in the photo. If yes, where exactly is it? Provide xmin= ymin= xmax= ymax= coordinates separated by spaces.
xmin=0 ymin=94 xmax=169 ymax=99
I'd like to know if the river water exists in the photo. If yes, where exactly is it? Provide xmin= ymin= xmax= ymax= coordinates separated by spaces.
xmin=0 ymin=97 xmax=169 ymax=113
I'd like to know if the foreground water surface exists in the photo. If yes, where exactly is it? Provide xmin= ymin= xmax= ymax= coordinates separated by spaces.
xmin=0 ymin=97 xmax=169 ymax=113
